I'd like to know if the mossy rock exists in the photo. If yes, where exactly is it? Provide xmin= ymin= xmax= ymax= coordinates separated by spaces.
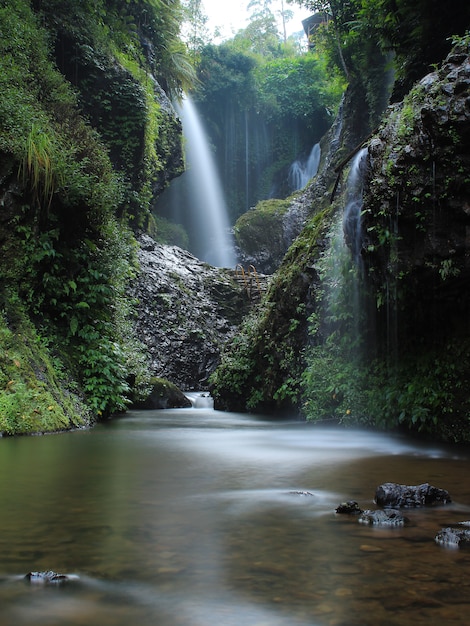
xmin=131 ymin=377 xmax=191 ymax=410
xmin=234 ymin=198 xmax=291 ymax=273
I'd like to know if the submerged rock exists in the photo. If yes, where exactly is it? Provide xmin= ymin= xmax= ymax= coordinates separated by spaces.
xmin=375 ymin=482 xmax=451 ymax=508
xmin=435 ymin=524 xmax=470 ymax=548
xmin=24 ymin=571 xmax=78 ymax=585
xmin=359 ymin=509 xmax=409 ymax=526
xmin=335 ymin=500 xmax=363 ymax=515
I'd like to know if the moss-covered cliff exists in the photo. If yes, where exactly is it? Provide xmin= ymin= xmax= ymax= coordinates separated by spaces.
xmin=212 ymin=34 xmax=470 ymax=442
xmin=0 ymin=0 xmax=188 ymax=434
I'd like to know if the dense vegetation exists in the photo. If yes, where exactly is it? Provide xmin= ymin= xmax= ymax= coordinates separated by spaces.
xmin=197 ymin=43 xmax=344 ymax=213
xmin=211 ymin=1 xmax=470 ymax=441
xmin=1 ymin=0 xmax=469 ymax=443
xmin=0 ymin=0 xmax=191 ymax=434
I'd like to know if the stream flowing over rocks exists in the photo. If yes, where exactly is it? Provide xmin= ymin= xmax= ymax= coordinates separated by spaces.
xmin=129 ymin=235 xmax=250 ymax=391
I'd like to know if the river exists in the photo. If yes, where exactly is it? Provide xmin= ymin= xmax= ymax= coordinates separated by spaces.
xmin=1 ymin=406 xmax=469 ymax=625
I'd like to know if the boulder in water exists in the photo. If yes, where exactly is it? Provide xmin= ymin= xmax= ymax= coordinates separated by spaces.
xmin=24 ymin=571 xmax=78 ymax=584
xmin=375 ymin=482 xmax=451 ymax=508
xmin=132 ymin=377 xmax=191 ymax=410
xmin=435 ymin=524 xmax=470 ymax=548
xmin=359 ymin=509 xmax=409 ymax=526
xmin=335 ymin=500 xmax=363 ymax=515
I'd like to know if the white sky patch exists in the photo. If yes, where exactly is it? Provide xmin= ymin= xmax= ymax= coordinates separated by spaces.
xmin=201 ymin=0 xmax=313 ymax=42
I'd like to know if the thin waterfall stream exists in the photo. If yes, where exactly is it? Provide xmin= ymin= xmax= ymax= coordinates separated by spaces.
xmin=319 ymin=147 xmax=369 ymax=353
xmin=288 ymin=142 xmax=321 ymax=191
xmin=175 ymin=96 xmax=236 ymax=267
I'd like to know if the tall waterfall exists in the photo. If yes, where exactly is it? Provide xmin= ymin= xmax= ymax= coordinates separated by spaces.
xmin=288 ymin=143 xmax=321 ymax=191
xmin=173 ymin=96 xmax=236 ymax=268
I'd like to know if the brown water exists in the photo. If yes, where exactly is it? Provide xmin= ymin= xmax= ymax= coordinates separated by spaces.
xmin=1 ymin=408 xmax=470 ymax=626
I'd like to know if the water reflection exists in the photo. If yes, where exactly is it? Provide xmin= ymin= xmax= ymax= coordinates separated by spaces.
xmin=0 ymin=410 xmax=470 ymax=625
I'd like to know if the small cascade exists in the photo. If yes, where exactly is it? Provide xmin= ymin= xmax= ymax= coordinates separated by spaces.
xmin=288 ymin=143 xmax=321 ymax=191
xmin=173 ymin=96 xmax=236 ymax=268
xmin=185 ymin=392 xmax=214 ymax=409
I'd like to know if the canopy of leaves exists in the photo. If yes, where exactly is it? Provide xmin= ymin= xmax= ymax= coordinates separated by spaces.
xmin=292 ymin=0 xmax=470 ymax=98
xmin=0 ymin=0 xmax=192 ymax=426
xmin=254 ymin=53 xmax=344 ymax=128
xmin=191 ymin=38 xmax=344 ymax=218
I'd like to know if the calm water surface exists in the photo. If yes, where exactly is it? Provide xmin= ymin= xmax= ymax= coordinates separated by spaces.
xmin=1 ymin=407 xmax=470 ymax=625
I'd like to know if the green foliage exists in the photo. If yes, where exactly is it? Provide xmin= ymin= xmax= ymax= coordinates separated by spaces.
xmin=297 ymin=0 xmax=470 ymax=100
xmin=194 ymin=40 xmax=343 ymax=220
xmin=302 ymin=338 xmax=470 ymax=441
xmin=209 ymin=311 xmax=258 ymax=407
xmin=253 ymin=52 xmax=345 ymax=126
xmin=14 ymin=217 xmax=146 ymax=417
xmin=19 ymin=124 xmax=58 ymax=212
xmin=0 ymin=0 xmax=160 ymax=427
xmin=0 ymin=309 xmax=89 ymax=435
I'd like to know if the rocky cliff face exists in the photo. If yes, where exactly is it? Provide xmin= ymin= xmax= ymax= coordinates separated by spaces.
xmin=130 ymin=235 xmax=251 ymax=390
xmin=362 ymin=41 xmax=470 ymax=351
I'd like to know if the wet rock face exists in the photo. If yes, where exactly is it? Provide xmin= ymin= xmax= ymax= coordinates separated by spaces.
xmin=435 ymin=524 xmax=470 ymax=547
xmin=362 ymin=42 xmax=470 ymax=348
xmin=359 ymin=509 xmax=408 ymax=527
xmin=24 ymin=571 xmax=78 ymax=584
xmin=52 ymin=30 xmax=183 ymax=203
xmin=375 ymin=482 xmax=451 ymax=508
xmin=335 ymin=500 xmax=363 ymax=515
xmin=129 ymin=235 xmax=250 ymax=390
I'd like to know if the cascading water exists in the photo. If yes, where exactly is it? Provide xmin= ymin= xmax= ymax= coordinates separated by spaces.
xmin=288 ymin=143 xmax=321 ymax=191
xmin=319 ymin=147 xmax=369 ymax=354
xmin=172 ymin=96 xmax=236 ymax=268
xmin=343 ymin=147 xmax=368 ymax=267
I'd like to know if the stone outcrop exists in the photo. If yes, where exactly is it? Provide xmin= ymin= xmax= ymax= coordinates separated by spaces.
xmin=335 ymin=500 xmax=363 ymax=515
xmin=435 ymin=524 xmax=470 ymax=547
xmin=130 ymin=235 xmax=251 ymax=390
xmin=375 ymin=482 xmax=451 ymax=508
xmin=362 ymin=41 xmax=470 ymax=350
xmin=49 ymin=9 xmax=184 ymax=215
xmin=358 ymin=509 xmax=409 ymax=526
xmin=24 ymin=571 xmax=78 ymax=585
xmin=132 ymin=377 xmax=191 ymax=410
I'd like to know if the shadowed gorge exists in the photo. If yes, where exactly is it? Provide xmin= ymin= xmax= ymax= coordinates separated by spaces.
xmin=1 ymin=1 xmax=470 ymax=624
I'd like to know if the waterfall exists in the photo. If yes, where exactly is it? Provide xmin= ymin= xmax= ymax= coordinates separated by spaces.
xmin=319 ymin=147 xmax=369 ymax=356
xmin=343 ymin=147 xmax=368 ymax=266
xmin=173 ymin=96 xmax=236 ymax=268
xmin=288 ymin=143 xmax=321 ymax=191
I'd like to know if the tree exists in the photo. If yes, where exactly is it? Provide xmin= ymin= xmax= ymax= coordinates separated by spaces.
xmin=181 ymin=0 xmax=209 ymax=56
xmin=280 ymin=0 xmax=294 ymax=44
xmin=289 ymin=0 xmax=470 ymax=97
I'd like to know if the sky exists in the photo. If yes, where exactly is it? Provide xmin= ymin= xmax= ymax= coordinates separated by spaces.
xmin=201 ymin=0 xmax=313 ymax=42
